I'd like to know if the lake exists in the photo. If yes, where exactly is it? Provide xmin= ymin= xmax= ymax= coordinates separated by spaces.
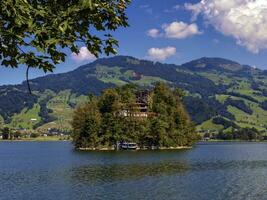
xmin=0 ymin=142 xmax=266 ymax=200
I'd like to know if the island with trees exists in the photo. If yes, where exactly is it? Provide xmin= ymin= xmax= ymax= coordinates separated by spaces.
xmin=71 ymin=83 xmax=198 ymax=150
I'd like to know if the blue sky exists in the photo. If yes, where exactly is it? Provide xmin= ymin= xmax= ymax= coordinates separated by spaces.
xmin=1 ymin=0 xmax=267 ymax=85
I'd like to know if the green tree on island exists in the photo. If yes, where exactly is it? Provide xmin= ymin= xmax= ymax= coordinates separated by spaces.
xmin=72 ymin=83 xmax=198 ymax=149
xmin=1 ymin=127 xmax=10 ymax=140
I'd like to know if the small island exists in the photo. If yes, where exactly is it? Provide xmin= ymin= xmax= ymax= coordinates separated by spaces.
xmin=72 ymin=83 xmax=198 ymax=150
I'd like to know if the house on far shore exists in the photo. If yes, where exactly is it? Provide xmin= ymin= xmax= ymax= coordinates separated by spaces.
xmin=203 ymin=137 xmax=210 ymax=141
xmin=119 ymin=90 xmax=154 ymax=118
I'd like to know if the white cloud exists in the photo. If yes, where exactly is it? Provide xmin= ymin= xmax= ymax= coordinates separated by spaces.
xmin=147 ymin=47 xmax=176 ymax=61
xmin=147 ymin=29 xmax=162 ymax=38
xmin=147 ymin=21 xmax=201 ymax=39
xmin=185 ymin=0 xmax=267 ymax=53
xmin=163 ymin=21 xmax=202 ymax=39
xmin=71 ymin=47 xmax=96 ymax=62
xmin=184 ymin=3 xmax=203 ymax=21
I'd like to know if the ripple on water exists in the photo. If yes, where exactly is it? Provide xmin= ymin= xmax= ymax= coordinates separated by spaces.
xmin=0 ymin=142 xmax=267 ymax=200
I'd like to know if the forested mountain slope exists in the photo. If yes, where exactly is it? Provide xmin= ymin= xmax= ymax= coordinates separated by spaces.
xmin=1 ymin=56 xmax=267 ymax=133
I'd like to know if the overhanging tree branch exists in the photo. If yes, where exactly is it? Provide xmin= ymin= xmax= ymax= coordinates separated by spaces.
xmin=0 ymin=0 xmax=131 ymax=94
xmin=26 ymin=66 xmax=32 ymax=94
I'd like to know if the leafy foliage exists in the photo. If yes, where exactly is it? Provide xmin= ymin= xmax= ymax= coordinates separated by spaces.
xmin=72 ymin=97 xmax=101 ymax=148
xmin=0 ymin=127 xmax=10 ymax=140
xmin=0 ymin=0 xmax=130 ymax=72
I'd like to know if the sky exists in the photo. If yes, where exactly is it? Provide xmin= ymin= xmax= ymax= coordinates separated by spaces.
xmin=2 ymin=0 xmax=267 ymax=85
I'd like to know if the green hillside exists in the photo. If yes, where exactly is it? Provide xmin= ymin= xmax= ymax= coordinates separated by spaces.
xmin=1 ymin=56 xmax=267 ymax=134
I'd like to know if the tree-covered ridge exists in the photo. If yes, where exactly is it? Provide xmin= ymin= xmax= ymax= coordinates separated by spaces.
xmin=72 ymin=83 xmax=197 ymax=149
xmin=2 ymin=56 xmax=267 ymax=135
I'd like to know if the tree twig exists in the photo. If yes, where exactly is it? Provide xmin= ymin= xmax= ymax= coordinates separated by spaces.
xmin=26 ymin=66 xmax=32 ymax=94
xmin=16 ymin=45 xmax=32 ymax=94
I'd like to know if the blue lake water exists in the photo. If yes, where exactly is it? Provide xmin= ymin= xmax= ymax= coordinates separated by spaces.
xmin=0 ymin=141 xmax=266 ymax=200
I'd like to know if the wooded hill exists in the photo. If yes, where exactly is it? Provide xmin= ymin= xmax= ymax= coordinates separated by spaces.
xmin=1 ymin=56 xmax=267 ymax=134
xmin=72 ymin=83 xmax=197 ymax=149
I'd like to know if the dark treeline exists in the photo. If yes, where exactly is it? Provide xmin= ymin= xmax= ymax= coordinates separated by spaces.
xmin=226 ymin=92 xmax=259 ymax=103
xmin=0 ymin=89 xmax=37 ymax=123
xmin=261 ymin=100 xmax=267 ymax=111
xmin=33 ymin=96 xmax=56 ymax=129
xmin=224 ymin=98 xmax=253 ymax=115
xmin=212 ymin=116 xmax=239 ymax=129
xmin=205 ymin=127 xmax=264 ymax=141
xmin=72 ymin=83 xmax=198 ymax=149
xmin=184 ymin=96 xmax=235 ymax=124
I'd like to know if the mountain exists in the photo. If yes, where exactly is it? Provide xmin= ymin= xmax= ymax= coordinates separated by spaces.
xmin=181 ymin=57 xmax=244 ymax=71
xmin=1 ymin=56 xmax=267 ymax=133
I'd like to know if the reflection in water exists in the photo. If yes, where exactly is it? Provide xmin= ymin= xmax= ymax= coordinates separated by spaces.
xmin=70 ymin=161 xmax=189 ymax=183
xmin=69 ymin=160 xmax=267 ymax=184
xmin=66 ymin=159 xmax=267 ymax=200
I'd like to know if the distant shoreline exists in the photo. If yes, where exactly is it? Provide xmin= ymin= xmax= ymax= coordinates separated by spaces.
xmin=0 ymin=140 xmax=70 ymax=142
xmin=201 ymin=139 xmax=267 ymax=142
xmin=1 ymin=139 xmax=266 ymax=144
xmin=0 ymin=136 xmax=71 ymax=142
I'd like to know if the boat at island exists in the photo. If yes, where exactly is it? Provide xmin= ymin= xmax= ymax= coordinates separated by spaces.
xmin=120 ymin=142 xmax=138 ymax=150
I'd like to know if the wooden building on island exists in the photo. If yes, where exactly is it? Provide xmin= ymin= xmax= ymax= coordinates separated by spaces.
xmin=119 ymin=90 xmax=153 ymax=118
